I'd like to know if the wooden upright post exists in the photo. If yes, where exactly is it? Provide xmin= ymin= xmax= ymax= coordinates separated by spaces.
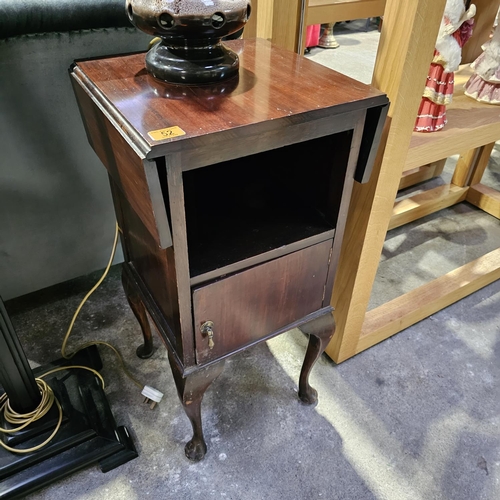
xmin=244 ymin=0 xmax=275 ymax=40
xmin=461 ymin=0 xmax=500 ymax=64
xmin=271 ymin=0 xmax=304 ymax=52
xmin=326 ymin=0 xmax=448 ymax=362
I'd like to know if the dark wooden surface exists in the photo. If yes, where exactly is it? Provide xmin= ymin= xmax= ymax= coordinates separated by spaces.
xmin=190 ymin=230 xmax=335 ymax=286
xmin=71 ymin=40 xmax=389 ymax=370
xmin=176 ymin=110 xmax=362 ymax=172
xmin=192 ymin=240 xmax=333 ymax=364
xmin=122 ymin=263 xmax=185 ymax=370
xmin=322 ymin=114 xmax=366 ymax=307
xmin=166 ymin=155 xmax=195 ymax=365
xmin=71 ymin=76 xmax=172 ymax=249
xmin=110 ymin=179 xmax=184 ymax=358
xmin=73 ymin=39 xmax=386 ymax=161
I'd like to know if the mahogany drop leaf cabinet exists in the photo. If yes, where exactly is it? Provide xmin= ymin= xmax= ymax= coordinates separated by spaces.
xmin=71 ymin=39 xmax=388 ymax=461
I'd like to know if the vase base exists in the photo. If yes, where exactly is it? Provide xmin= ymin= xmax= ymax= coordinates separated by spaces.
xmin=146 ymin=40 xmax=239 ymax=85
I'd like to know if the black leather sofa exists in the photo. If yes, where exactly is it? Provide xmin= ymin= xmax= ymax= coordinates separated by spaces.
xmin=0 ymin=1 xmax=150 ymax=299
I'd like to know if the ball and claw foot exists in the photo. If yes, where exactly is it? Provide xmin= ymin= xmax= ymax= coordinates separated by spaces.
xmin=185 ymin=437 xmax=207 ymax=462
xmin=170 ymin=358 xmax=225 ymax=462
xmin=298 ymin=386 xmax=318 ymax=406
xmin=136 ymin=344 xmax=154 ymax=359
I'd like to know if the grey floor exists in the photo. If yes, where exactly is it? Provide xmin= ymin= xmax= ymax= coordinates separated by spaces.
xmin=3 ymin=19 xmax=500 ymax=500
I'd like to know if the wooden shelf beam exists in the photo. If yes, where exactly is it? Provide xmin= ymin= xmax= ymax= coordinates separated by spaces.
xmin=399 ymin=159 xmax=446 ymax=190
xmin=267 ymin=0 xmax=387 ymax=53
xmin=307 ymin=0 xmax=386 ymax=26
xmin=358 ymin=247 xmax=500 ymax=353
xmin=467 ymin=183 xmax=500 ymax=220
xmin=389 ymin=184 xmax=467 ymax=230
xmin=469 ymin=143 xmax=497 ymax=186
xmin=268 ymin=0 xmax=304 ymax=52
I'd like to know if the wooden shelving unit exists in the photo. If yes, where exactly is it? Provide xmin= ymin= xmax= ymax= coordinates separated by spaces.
xmin=245 ymin=0 xmax=386 ymax=53
xmin=304 ymin=0 xmax=386 ymax=53
xmin=390 ymin=65 xmax=500 ymax=229
xmin=307 ymin=0 xmax=386 ymax=26
xmin=326 ymin=0 xmax=500 ymax=363
xmin=245 ymin=0 xmax=500 ymax=364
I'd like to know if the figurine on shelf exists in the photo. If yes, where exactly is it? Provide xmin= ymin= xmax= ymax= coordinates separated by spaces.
xmin=464 ymin=25 xmax=500 ymax=104
xmin=414 ymin=0 xmax=476 ymax=133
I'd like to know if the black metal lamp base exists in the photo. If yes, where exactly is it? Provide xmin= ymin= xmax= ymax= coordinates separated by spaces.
xmin=146 ymin=39 xmax=239 ymax=85
xmin=0 ymin=346 xmax=137 ymax=500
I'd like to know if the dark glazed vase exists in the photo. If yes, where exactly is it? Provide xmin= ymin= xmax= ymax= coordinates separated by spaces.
xmin=126 ymin=0 xmax=251 ymax=85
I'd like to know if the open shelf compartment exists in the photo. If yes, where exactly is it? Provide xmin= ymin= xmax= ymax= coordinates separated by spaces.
xmin=183 ymin=131 xmax=353 ymax=285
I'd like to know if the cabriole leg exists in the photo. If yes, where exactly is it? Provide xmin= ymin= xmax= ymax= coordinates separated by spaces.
xmin=298 ymin=311 xmax=336 ymax=405
xmin=121 ymin=267 xmax=154 ymax=359
xmin=169 ymin=356 xmax=225 ymax=461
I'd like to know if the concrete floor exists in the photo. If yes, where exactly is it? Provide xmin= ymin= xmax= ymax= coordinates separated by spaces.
xmin=307 ymin=19 xmax=381 ymax=85
xmin=6 ymin=260 xmax=500 ymax=500
xmin=3 ymin=19 xmax=500 ymax=500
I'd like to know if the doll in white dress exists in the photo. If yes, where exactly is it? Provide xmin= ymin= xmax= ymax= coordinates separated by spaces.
xmin=464 ymin=24 xmax=500 ymax=104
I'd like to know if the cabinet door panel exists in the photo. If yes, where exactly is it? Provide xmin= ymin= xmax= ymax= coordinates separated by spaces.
xmin=193 ymin=240 xmax=332 ymax=363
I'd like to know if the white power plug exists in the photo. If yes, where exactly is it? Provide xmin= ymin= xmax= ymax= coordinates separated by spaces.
xmin=141 ymin=385 xmax=164 ymax=409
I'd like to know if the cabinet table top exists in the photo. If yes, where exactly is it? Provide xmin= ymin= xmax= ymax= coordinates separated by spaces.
xmin=72 ymin=39 xmax=386 ymax=159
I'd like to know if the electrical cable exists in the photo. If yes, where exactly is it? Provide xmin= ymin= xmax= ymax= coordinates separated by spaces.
xmin=0 ymin=379 xmax=61 ymax=454
xmin=0 ymin=366 xmax=105 ymax=454
xmin=61 ymin=222 xmax=119 ymax=356
xmin=60 ymin=221 xmax=142 ymax=389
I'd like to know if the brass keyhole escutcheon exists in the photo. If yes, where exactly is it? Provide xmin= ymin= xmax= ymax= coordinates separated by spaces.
xmin=200 ymin=321 xmax=215 ymax=349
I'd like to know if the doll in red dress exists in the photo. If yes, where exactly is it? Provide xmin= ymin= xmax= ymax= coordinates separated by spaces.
xmin=414 ymin=0 xmax=476 ymax=132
